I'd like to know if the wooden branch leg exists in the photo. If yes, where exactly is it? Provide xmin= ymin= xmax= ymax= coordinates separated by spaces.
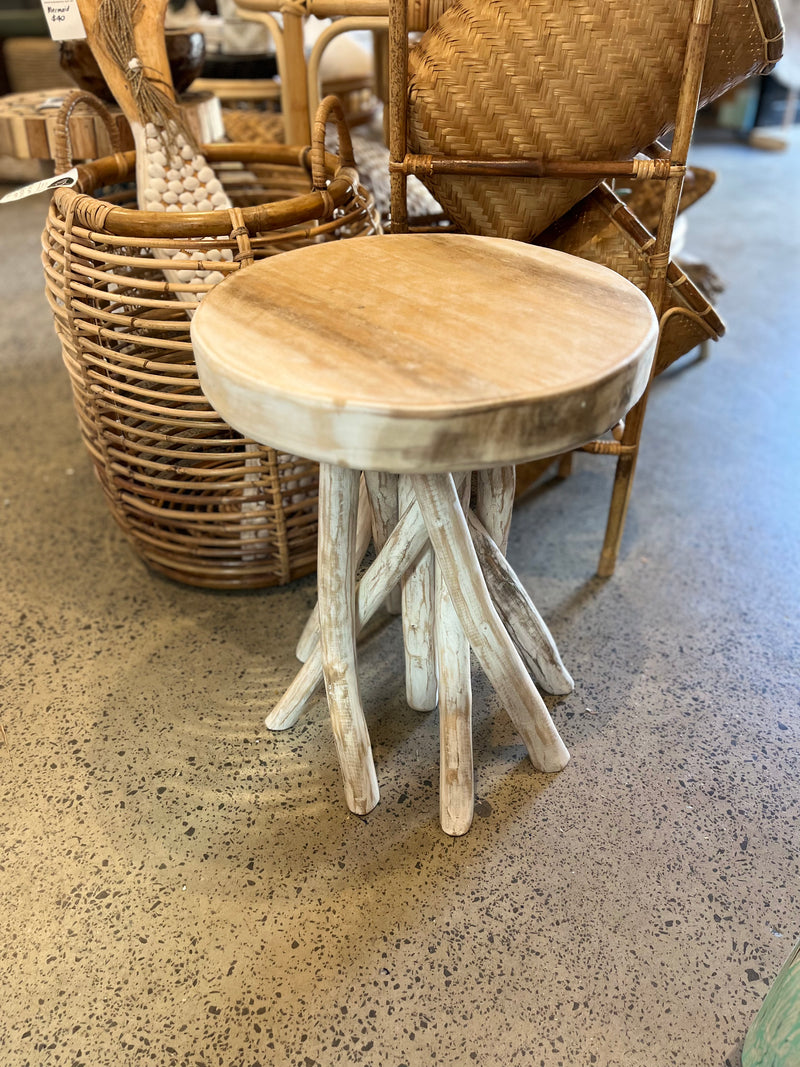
xmin=412 ymin=473 xmax=570 ymax=774
xmin=467 ymin=511 xmax=574 ymax=696
xmin=435 ymin=491 xmax=473 ymax=836
xmin=266 ymin=490 xmax=432 ymax=731
xmin=316 ymin=463 xmax=379 ymax=815
xmin=364 ymin=470 xmax=401 ymax=614
xmin=295 ymin=605 xmax=322 ymax=665
xmin=474 ymin=466 xmax=515 ymax=555
xmin=399 ymin=474 xmax=438 ymax=711
xmin=296 ymin=474 xmax=372 ymax=662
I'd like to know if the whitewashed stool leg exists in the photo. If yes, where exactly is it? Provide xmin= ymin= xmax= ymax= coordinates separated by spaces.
xmin=474 ymin=466 xmax=515 ymax=555
xmin=295 ymin=604 xmax=322 ymax=665
xmin=435 ymin=483 xmax=473 ymax=836
xmin=296 ymin=474 xmax=373 ymax=663
xmin=266 ymin=491 xmax=432 ymax=731
xmin=364 ymin=470 xmax=401 ymax=614
xmin=412 ymin=473 xmax=570 ymax=775
xmin=317 ymin=463 xmax=379 ymax=815
xmin=399 ymin=474 xmax=438 ymax=712
xmin=467 ymin=511 xmax=574 ymax=696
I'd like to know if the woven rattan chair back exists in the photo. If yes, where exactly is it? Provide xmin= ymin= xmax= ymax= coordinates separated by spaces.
xmin=386 ymin=0 xmax=783 ymax=575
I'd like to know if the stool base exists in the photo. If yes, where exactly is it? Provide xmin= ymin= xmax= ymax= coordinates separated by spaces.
xmin=268 ymin=465 xmax=573 ymax=835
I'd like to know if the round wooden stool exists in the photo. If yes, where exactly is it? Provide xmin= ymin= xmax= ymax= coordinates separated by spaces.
xmin=190 ymin=233 xmax=658 ymax=834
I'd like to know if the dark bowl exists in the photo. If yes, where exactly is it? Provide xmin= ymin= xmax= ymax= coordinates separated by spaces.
xmin=60 ymin=30 xmax=206 ymax=103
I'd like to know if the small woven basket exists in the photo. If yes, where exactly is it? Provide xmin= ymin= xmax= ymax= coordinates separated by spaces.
xmin=536 ymin=183 xmax=725 ymax=374
xmin=42 ymin=93 xmax=380 ymax=589
xmin=407 ymin=0 xmax=784 ymax=240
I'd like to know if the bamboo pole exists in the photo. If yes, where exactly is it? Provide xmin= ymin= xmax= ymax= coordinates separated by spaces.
xmin=598 ymin=0 xmax=714 ymax=578
xmin=389 ymin=157 xmax=675 ymax=180
xmin=388 ymin=0 xmax=409 ymax=232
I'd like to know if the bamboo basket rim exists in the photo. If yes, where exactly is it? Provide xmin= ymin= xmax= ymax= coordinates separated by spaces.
xmin=52 ymin=93 xmax=365 ymax=239
xmin=53 ymin=143 xmax=359 ymax=238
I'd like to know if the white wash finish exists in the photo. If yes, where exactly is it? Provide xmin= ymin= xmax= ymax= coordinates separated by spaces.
xmin=467 ymin=512 xmax=574 ymax=696
xmin=191 ymin=232 xmax=658 ymax=830
xmin=412 ymin=474 xmax=570 ymax=773
xmin=399 ymin=474 xmax=438 ymax=711
xmin=474 ymin=466 xmax=516 ymax=555
xmin=363 ymin=471 xmax=402 ymax=614
xmin=317 ymin=464 xmax=379 ymax=814
xmin=264 ymin=489 xmax=434 ymax=730
xmin=295 ymin=475 xmax=372 ymax=662
xmin=435 ymin=477 xmax=473 ymax=835
xmin=191 ymin=235 xmax=658 ymax=473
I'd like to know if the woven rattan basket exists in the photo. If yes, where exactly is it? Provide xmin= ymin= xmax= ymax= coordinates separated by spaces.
xmin=42 ymin=94 xmax=380 ymax=589
xmin=407 ymin=0 xmax=784 ymax=240
xmin=537 ymin=184 xmax=725 ymax=374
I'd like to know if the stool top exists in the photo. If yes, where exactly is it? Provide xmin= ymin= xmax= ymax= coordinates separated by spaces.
xmin=191 ymin=234 xmax=658 ymax=472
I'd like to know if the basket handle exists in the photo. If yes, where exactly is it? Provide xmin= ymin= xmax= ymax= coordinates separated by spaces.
xmin=310 ymin=95 xmax=358 ymax=192
xmin=53 ymin=90 xmax=122 ymax=175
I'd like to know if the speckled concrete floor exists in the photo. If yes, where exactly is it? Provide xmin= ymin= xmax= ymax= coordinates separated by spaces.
xmin=1 ymin=127 xmax=798 ymax=1067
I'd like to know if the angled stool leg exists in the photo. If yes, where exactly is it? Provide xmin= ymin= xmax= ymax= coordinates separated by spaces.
xmin=412 ymin=473 xmax=570 ymax=775
xmin=436 ymin=559 xmax=473 ymax=835
xmin=436 ymin=478 xmax=473 ymax=836
xmin=317 ymin=463 xmax=379 ymax=815
xmin=296 ymin=474 xmax=373 ymax=663
xmin=364 ymin=471 xmax=402 ymax=614
xmin=467 ymin=511 xmax=574 ymax=696
xmin=295 ymin=603 xmax=322 ymax=665
xmin=266 ymin=490 xmax=432 ymax=730
xmin=472 ymin=467 xmax=573 ymax=693
xmin=399 ymin=474 xmax=438 ymax=711
xmin=474 ymin=466 xmax=515 ymax=555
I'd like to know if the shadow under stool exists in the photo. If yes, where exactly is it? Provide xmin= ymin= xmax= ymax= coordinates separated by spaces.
xmin=190 ymin=232 xmax=658 ymax=835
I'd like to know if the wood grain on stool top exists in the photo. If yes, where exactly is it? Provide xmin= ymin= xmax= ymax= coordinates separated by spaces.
xmin=191 ymin=233 xmax=658 ymax=472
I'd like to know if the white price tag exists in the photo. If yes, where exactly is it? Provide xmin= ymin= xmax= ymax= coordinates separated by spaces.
xmin=0 ymin=169 xmax=79 ymax=205
xmin=36 ymin=97 xmax=68 ymax=112
xmin=39 ymin=0 xmax=87 ymax=42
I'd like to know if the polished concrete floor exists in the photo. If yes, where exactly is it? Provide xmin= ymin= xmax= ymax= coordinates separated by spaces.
xmin=1 ymin=127 xmax=798 ymax=1067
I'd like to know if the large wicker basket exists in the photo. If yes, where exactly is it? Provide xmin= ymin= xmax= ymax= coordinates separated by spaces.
xmin=42 ymin=94 xmax=380 ymax=589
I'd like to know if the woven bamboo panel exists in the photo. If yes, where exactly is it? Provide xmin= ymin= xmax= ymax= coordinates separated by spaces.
xmin=407 ymin=0 xmax=784 ymax=240
xmin=222 ymin=107 xmax=286 ymax=145
xmin=537 ymin=184 xmax=725 ymax=373
xmin=42 ymin=142 xmax=380 ymax=589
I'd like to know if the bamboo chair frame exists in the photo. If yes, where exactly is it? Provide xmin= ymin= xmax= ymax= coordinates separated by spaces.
xmin=234 ymin=0 xmax=468 ymax=143
xmin=386 ymin=0 xmax=775 ymax=576
xmin=235 ymin=0 xmax=386 ymax=143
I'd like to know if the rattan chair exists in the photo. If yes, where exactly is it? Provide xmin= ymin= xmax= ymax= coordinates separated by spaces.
xmin=232 ymin=0 xmax=384 ymax=143
xmin=388 ymin=0 xmax=783 ymax=575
